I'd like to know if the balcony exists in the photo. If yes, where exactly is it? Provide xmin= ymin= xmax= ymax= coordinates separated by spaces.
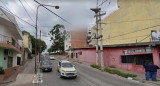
xmin=0 ymin=34 xmax=22 ymax=53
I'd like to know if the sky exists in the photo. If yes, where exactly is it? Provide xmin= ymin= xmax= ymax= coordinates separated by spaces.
xmin=0 ymin=0 xmax=118 ymax=53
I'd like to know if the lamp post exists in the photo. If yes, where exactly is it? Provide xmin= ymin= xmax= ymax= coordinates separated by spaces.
xmin=35 ymin=4 xmax=59 ymax=73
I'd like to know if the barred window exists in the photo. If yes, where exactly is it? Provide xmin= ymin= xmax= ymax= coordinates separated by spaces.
xmin=121 ymin=54 xmax=153 ymax=66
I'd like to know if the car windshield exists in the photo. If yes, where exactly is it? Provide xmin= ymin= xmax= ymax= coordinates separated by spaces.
xmin=61 ymin=63 xmax=73 ymax=68
xmin=42 ymin=61 xmax=51 ymax=65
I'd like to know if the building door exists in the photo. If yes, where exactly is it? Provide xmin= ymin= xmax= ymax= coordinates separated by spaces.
xmin=8 ymin=56 xmax=13 ymax=68
xmin=71 ymin=53 xmax=73 ymax=58
xmin=17 ymin=57 xmax=21 ymax=65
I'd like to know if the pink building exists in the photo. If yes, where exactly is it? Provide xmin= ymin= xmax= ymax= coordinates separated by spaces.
xmin=72 ymin=42 xmax=160 ymax=75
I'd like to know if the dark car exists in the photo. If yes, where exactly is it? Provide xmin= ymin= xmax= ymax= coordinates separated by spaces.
xmin=41 ymin=60 xmax=52 ymax=72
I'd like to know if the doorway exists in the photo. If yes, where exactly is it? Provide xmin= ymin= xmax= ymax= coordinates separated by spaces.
xmin=17 ymin=57 xmax=21 ymax=65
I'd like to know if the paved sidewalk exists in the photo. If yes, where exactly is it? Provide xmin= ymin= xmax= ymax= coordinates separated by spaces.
xmin=1 ymin=59 xmax=36 ymax=86
xmin=70 ymin=59 xmax=160 ymax=86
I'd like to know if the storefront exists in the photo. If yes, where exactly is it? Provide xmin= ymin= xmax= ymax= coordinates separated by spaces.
xmin=73 ymin=42 xmax=160 ymax=74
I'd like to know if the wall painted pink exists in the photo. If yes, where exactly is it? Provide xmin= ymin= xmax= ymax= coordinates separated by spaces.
xmin=72 ymin=46 xmax=160 ymax=76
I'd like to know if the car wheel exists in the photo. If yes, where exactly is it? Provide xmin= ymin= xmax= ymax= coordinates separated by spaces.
xmin=59 ymin=73 xmax=63 ymax=78
xmin=57 ymin=68 xmax=59 ymax=72
xmin=74 ymin=76 xmax=77 ymax=79
xmin=50 ymin=69 xmax=52 ymax=72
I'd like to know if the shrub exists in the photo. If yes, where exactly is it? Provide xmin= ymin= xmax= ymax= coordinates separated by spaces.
xmin=0 ymin=67 xmax=5 ymax=74
xmin=90 ymin=64 xmax=101 ymax=70
xmin=104 ymin=67 xmax=137 ymax=78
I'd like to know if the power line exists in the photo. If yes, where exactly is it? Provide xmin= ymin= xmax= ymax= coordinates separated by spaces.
xmin=23 ymin=0 xmax=36 ymax=14
xmin=103 ymin=24 xmax=160 ymax=40
xmin=34 ymin=0 xmax=72 ymax=25
xmin=97 ymin=0 xmax=108 ymax=8
xmin=19 ymin=0 xmax=35 ymax=23
xmin=0 ymin=6 xmax=36 ymax=28
xmin=138 ymin=34 xmax=151 ymax=42
xmin=0 ymin=0 xmax=33 ymax=32
xmin=0 ymin=8 xmax=23 ymax=32
xmin=105 ymin=34 xmax=150 ymax=40
xmin=0 ymin=0 xmax=10 ymax=11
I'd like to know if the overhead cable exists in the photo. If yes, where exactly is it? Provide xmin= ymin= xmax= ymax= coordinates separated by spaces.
xmin=34 ymin=0 xmax=72 ymax=25
xmin=19 ymin=0 xmax=35 ymax=23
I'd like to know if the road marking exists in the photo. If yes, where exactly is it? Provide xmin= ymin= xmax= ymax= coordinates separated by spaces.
xmin=32 ymin=73 xmax=43 ymax=83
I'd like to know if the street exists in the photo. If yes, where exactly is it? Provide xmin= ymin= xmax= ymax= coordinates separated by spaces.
xmin=39 ymin=56 xmax=154 ymax=86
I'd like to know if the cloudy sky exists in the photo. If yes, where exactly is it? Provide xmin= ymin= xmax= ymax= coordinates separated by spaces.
xmin=0 ymin=0 xmax=118 ymax=52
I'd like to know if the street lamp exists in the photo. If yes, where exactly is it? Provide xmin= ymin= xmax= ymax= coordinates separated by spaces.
xmin=35 ymin=4 xmax=59 ymax=73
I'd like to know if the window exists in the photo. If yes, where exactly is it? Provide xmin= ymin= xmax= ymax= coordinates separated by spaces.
xmin=79 ymin=51 xmax=82 ymax=55
xmin=121 ymin=56 xmax=135 ymax=63
xmin=76 ymin=53 xmax=78 ymax=58
xmin=121 ymin=54 xmax=153 ymax=66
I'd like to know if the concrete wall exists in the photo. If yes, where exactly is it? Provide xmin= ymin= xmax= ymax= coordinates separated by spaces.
xmin=12 ymin=52 xmax=17 ymax=67
xmin=91 ymin=0 xmax=160 ymax=45
xmin=23 ymin=34 xmax=29 ymax=48
xmin=23 ymin=33 xmax=32 ymax=53
xmin=73 ymin=48 xmax=96 ymax=64
xmin=73 ymin=46 xmax=160 ymax=74
xmin=0 ymin=48 xmax=7 ymax=69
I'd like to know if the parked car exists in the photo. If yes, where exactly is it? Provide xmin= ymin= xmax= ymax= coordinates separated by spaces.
xmin=57 ymin=60 xmax=77 ymax=78
xmin=42 ymin=56 xmax=50 ymax=61
xmin=41 ymin=60 xmax=52 ymax=72
xmin=50 ymin=56 xmax=55 ymax=60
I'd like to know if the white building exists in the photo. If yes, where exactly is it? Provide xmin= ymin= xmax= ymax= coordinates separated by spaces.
xmin=0 ymin=8 xmax=23 ymax=69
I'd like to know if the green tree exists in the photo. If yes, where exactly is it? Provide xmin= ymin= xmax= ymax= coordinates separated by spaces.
xmin=48 ymin=24 xmax=66 ymax=54
xmin=22 ymin=31 xmax=47 ymax=54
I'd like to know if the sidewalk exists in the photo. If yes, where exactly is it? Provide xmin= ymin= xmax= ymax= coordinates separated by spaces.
xmin=70 ymin=59 xmax=160 ymax=86
xmin=1 ymin=59 xmax=36 ymax=86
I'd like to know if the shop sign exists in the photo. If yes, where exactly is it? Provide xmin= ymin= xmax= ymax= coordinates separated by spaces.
xmin=123 ymin=47 xmax=153 ymax=55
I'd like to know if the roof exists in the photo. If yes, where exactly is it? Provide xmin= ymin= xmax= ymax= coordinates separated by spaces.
xmin=72 ymin=42 xmax=160 ymax=50
xmin=0 ymin=8 xmax=22 ymax=40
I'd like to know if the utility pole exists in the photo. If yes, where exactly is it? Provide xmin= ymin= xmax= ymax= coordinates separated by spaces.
xmin=91 ymin=8 xmax=101 ymax=65
xmin=99 ymin=11 xmax=105 ymax=69
xmin=39 ymin=30 xmax=41 ymax=63
xmin=91 ymin=8 xmax=105 ymax=69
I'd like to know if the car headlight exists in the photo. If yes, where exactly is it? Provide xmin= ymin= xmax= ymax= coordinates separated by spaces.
xmin=62 ymin=70 xmax=66 ymax=72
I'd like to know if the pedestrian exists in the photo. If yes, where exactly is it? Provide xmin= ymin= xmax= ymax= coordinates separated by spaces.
xmin=145 ymin=62 xmax=159 ymax=81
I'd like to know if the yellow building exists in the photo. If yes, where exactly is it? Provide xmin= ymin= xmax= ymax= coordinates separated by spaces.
xmin=22 ymin=32 xmax=32 ymax=63
xmin=91 ymin=0 xmax=160 ymax=45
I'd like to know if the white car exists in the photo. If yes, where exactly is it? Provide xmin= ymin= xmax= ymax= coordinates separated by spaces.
xmin=50 ymin=56 xmax=55 ymax=60
xmin=57 ymin=60 xmax=77 ymax=78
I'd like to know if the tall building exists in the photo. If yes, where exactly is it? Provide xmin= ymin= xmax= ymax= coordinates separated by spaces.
xmin=65 ymin=28 xmax=89 ymax=58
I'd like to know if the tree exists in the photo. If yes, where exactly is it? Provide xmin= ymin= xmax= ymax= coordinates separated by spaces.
xmin=22 ymin=31 xmax=47 ymax=54
xmin=48 ymin=24 xmax=66 ymax=54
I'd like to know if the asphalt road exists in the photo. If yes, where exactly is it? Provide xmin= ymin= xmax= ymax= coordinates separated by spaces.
xmin=39 ymin=56 xmax=154 ymax=86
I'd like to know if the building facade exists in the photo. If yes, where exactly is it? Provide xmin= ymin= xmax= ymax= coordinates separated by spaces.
xmin=91 ymin=0 xmax=160 ymax=45
xmin=72 ymin=42 xmax=160 ymax=75
xmin=0 ymin=8 xmax=22 ymax=69
xmin=74 ymin=0 xmax=160 ymax=76
xmin=64 ymin=28 xmax=89 ymax=58
xmin=22 ymin=32 xmax=32 ymax=64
